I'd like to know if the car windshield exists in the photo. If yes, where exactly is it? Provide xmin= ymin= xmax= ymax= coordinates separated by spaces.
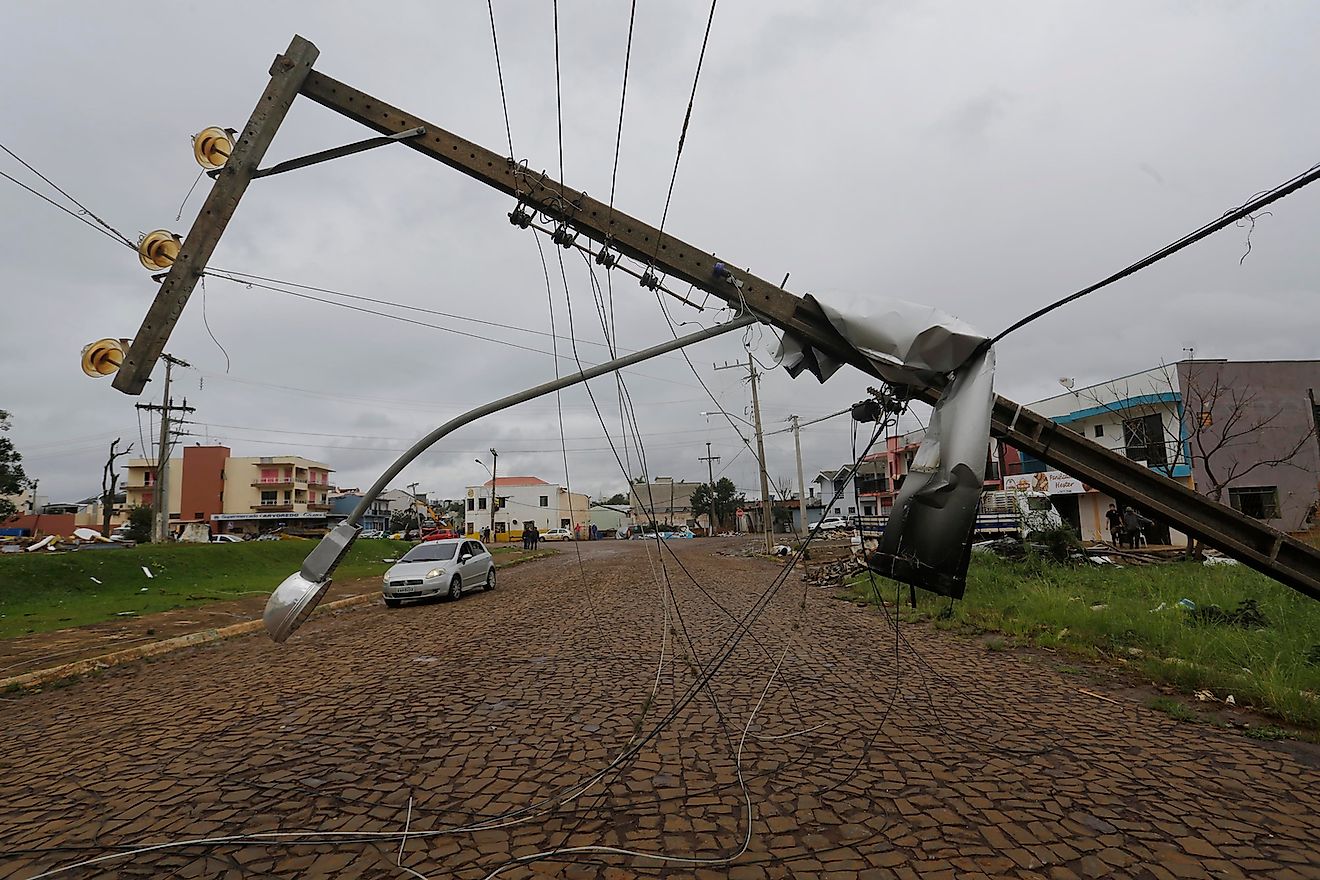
xmin=401 ymin=543 xmax=459 ymax=562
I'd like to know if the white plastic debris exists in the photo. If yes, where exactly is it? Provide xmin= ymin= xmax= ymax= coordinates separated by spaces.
xmin=1225 ymin=694 xmax=1237 ymax=706
xmin=90 ymin=577 xmax=102 ymax=584
xmin=139 ymin=587 xmax=149 ymax=593
xmin=1194 ymin=689 xmax=1215 ymax=702
xmin=1203 ymin=556 xmax=1240 ymax=566
xmin=74 ymin=527 xmax=101 ymax=541
xmin=26 ymin=536 xmax=55 ymax=552
xmin=141 ymin=566 xmax=154 ymax=578
xmin=1150 ymin=602 xmax=1168 ymax=612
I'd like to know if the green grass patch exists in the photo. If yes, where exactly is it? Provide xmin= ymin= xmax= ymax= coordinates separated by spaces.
xmin=847 ymin=555 xmax=1320 ymax=731
xmin=1146 ymin=696 xmax=1199 ymax=723
xmin=0 ymin=539 xmax=413 ymax=638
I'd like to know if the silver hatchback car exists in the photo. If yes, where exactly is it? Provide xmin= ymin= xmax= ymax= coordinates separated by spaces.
xmin=382 ymin=538 xmax=494 ymax=607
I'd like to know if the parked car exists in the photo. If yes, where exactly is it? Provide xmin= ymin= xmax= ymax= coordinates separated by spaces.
xmin=812 ymin=516 xmax=850 ymax=532
xmin=541 ymin=527 xmax=574 ymax=542
xmin=210 ymin=534 xmax=244 ymax=544
xmin=359 ymin=529 xmax=384 ymax=539
xmin=421 ymin=528 xmax=460 ymax=541
xmin=381 ymin=538 xmax=494 ymax=607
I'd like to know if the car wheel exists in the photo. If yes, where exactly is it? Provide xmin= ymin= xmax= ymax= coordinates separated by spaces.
xmin=483 ymin=568 xmax=495 ymax=591
xmin=384 ymin=597 xmax=402 ymax=608
xmin=448 ymin=575 xmax=463 ymax=601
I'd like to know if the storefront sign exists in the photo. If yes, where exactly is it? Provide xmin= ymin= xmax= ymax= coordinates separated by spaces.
xmin=211 ymin=512 xmax=329 ymax=521
xmin=1003 ymin=470 xmax=1086 ymax=495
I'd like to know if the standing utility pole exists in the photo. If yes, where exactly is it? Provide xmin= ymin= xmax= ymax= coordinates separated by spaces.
xmin=134 ymin=354 xmax=193 ymax=542
xmin=698 ymin=442 xmax=720 ymax=535
xmin=790 ymin=415 xmax=808 ymax=540
xmin=488 ymin=448 xmax=498 ymax=543
xmin=748 ymin=355 xmax=773 ymax=552
xmin=719 ymin=356 xmax=774 ymax=551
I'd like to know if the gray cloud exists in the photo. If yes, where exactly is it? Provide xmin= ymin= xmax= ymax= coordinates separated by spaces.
xmin=3 ymin=1 xmax=1318 ymax=507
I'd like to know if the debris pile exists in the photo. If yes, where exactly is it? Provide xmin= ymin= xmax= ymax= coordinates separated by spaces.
xmin=1187 ymin=598 xmax=1268 ymax=629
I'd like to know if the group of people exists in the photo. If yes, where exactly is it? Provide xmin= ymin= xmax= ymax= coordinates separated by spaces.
xmin=521 ymin=524 xmax=541 ymax=550
xmin=1105 ymin=503 xmax=1153 ymax=549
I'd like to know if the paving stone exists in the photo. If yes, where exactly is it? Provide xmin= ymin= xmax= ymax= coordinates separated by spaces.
xmin=0 ymin=541 xmax=1314 ymax=879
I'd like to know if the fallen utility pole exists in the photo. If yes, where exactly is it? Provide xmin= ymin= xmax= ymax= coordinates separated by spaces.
xmin=111 ymin=35 xmax=1320 ymax=602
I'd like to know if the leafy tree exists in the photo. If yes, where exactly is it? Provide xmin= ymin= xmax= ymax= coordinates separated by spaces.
xmin=0 ymin=410 xmax=29 ymax=522
xmin=691 ymin=477 xmax=743 ymax=530
xmin=602 ymin=492 xmax=629 ymax=506
xmin=388 ymin=509 xmax=417 ymax=533
xmin=126 ymin=505 xmax=153 ymax=543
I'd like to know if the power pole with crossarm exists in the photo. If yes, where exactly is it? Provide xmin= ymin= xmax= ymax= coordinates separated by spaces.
xmin=101 ymin=35 xmax=1320 ymax=602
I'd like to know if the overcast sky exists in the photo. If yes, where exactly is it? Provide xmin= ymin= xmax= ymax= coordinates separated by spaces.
xmin=3 ymin=1 xmax=1319 ymax=506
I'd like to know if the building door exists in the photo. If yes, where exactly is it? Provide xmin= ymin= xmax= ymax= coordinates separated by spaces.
xmin=1053 ymin=495 xmax=1081 ymax=537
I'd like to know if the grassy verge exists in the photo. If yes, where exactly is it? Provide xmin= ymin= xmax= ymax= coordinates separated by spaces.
xmin=845 ymin=554 xmax=1320 ymax=732
xmin=0 ymin=539 xmax=412 ymax=638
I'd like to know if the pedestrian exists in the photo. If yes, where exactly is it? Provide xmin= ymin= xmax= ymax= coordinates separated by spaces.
xmin=574 ymin=523 xmax=581 ymax=541
xmin=481 ymin=526 xmax=490 ymax=544
xmin=1121 ymin=507 xmax=1149 ymax=549
xmin=521 ymin=525 xmax=531 ymax=550
xmin=1104 ymin=503 xmax=1122 ymax=546
xmin=528 ymin=523 xmax=539 ymax=550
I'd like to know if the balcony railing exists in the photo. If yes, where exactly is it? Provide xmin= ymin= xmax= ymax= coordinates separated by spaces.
xmin=252 ymin=503 xmax=295 ymax=512
xmin=252 ymin=478 xmax=299 ymax=488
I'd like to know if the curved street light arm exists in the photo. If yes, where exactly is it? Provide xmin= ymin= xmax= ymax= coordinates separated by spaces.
xmin=263 ymin=313 xmax=757 ymax=642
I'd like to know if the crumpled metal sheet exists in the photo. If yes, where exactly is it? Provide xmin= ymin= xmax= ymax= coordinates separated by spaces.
xmin=775 ymin=293 xmax=995 ymax=599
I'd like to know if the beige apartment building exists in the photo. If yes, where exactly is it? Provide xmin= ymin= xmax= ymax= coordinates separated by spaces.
xmin=124 ymin=445 xmax=334 ymax=536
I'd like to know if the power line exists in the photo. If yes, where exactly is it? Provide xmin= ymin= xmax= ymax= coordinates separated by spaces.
xmin=485 ymin=0 xmax=516 ymax=159
xmin=0 ymin=167 xmax=134 ymax=251
xmin=207 ymin=267 xmax=629 ymax=353
xmin=654 ymin=0 xmax=720 ymax=250
xmin=202 ymin=270 xmax=702 ymax=389
xmin=0 ymin=142 xmax=135 ymax=248
xmin=993 ymin=157 xmax=1320 ymax=344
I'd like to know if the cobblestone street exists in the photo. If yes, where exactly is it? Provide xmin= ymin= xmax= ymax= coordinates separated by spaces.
xmin=2 ymin=540 xmax=1317 ymax=879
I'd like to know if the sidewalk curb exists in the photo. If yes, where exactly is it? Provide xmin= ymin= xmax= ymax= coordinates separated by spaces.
xmin=0 ymin=592 xmax=379 ymax=693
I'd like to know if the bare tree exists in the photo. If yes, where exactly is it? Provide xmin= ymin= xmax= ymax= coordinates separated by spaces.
xmin=1077 ymin=361 xmax=1317 ymax=552
xmin=1179 ymin=363 xmax=1317 ymax=505
xmin=101 ymin=438 xmax=133 ymax=535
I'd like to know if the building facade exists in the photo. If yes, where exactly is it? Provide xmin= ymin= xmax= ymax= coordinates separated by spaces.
xmin=123 ymin=446 xmax=334 ymax=537
xmin=463 ymin=475 xmax=590 ymax=539
xmin=811 ymin=461 xmax=887 ymax=520
xmin=1014 ymin=360 xmax=1320 ymax=541
xmin=629 ymin=477 xmax=705 ymax=529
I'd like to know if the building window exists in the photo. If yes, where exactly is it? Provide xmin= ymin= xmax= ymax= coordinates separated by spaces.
xmin=848 ymin=506 xmax=856 ymax=514
xmin=1122 ymin=414 xmax=1167 ymax=467
xmin=478 ymin=497 xmax=487 ymax=510
xmin=539 ymin=495 xmax=549 ymax=507
xmin=1093 ymin=424 xmax=1104 ymax=438
xmin=467 ymin=497 xmax=475 ymax=511
xmin=1228 ymin=486 xmax=1280 ymax=519
xmin=466 ymin=521 xmax=474 ymax=533
xmin=261 ymin=491 xmax=277 ymax=504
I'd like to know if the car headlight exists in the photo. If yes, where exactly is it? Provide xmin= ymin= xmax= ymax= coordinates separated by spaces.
xmin=425 ymin=567 xmax=443 ymax=579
